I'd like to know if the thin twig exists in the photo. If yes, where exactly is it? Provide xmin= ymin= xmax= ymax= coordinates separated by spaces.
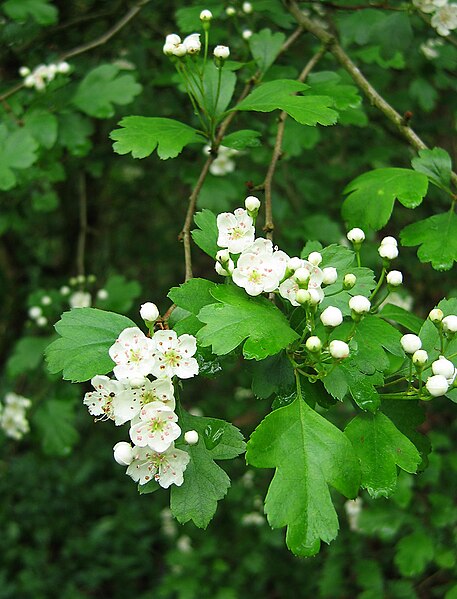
xmin=303 ymin=0 xmax=403 ymax=10
xmin=76 ymin=172 xmax=88 ymax=279
xmin=284 ymin=0 xmax=457 ymax=189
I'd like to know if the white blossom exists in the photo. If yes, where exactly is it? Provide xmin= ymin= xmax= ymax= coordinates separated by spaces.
xmin=386 ymin=270 xmax=403 ymax=286
xmin=306 ymin=336 xmax=322 ymax=352
xmin=60 ymin=285 xmax=70 ymax=296
xmin=245 ymin=196 xmax=260 ymax=212
xmin=322 ymin=267 xmax=338 ymax=285
xmin=308 ymin=251 xmax=322 ymax=266
xmin=83 ymin=375 xmax=129 ymax=421
xmin=150 ymin=330 xmax=198 ymax=379
xmin=109 ymin=327 xmax=156 ymax=383
xmin=242 ymin=1 xmax=253 ymax=13
xmin=111 ymin=377 xmax=176 ymax=425
xmin=381 ymin=236 xmax=398 ymax=246
xmin=378 ymin=243 xmax=398 ymax=260
xmin=36 ymin=316 xmax=48 ymax=327
xmin=214 ymin=45 xmax=230 ymax=59
xmin=140 ymin=302 xmax=160 ymax=322
xmin=41 ymin=295 xmax=52 ymax=305
xmin=172 ymin=44 xmax=187 ymax=57
xmin=345 ymin=497 xmax=363 ymax=531
xmin=429 ymin=308 xmax=444 ymax=323
xmin=184 ymin=430 xmax=199 ymax=445
xmin=242 ymin=29 xmax=253 ymax=40
xmin=0 ymin=393 xmax=32 ymax=440
xmin=28 ymin=306 xmax=42 ymax=319
xmin=130 ymin=402 xmax=181 ymax=452
xmin=126 ymin=444 xmax=190 ymax=488
xmin=400 ymin=334 xmax=422 ymax=354
xmin=349 ymin=295 xmax=371 ymax=314
xmin=279 ymin=277 xmax=301 ymax=306
xmin=183 ymin=33 xmax=201 ymax=54
xmin=217 ymin=208 xmax=255 ymax=253
xmin=431 ymin=4 xmax=457 ymax=36
xmin=329 ymin=340 xmax=350 ymax=359
xmin=96 ymin=289 xmax=109 ymax=301
xmin=347 ymin=228 xmax=365 ymax=243
xmin=232 ymin=238 xmax=288 ymax=296
xmin=426 ymin=374 xmax=449 ymax=397
xmin=320 ymin=306 xmax=343 ymax=327
xmin=200 ymin=9 xmax=213 ymax=21
xmin=69 ymin=290 xmax=91 ymax=308
xmin=113 ymin=441 xmax=134 ymax=466
xmin=442 ymin=315 xmax=457 ymax=333
xmin=431 ymin=356 xmax=456 ymax=381
xmin=413 ymin=0 xmax=447 ymax=13
xmin=226 ymin=6 xmax=236 ymax=16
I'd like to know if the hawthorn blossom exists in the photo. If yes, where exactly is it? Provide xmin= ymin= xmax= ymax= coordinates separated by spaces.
xmin=126 ymin=444 xmax=190 ymax=488
xmin=109 ymin=327 xmax=156 ymax=383
xmin=111 ymin=377 xmax=175 ymax=425
xmin=150 ymin=330 xmax=198 ymax=379
xmin=232 ymin=238 xmax=289 ymax=296
xmin=217 ymin=208 xmax=255 ymax=253
xmin=413 ymin=0 xmax=447 ymax=13
xmin=431 ymin=4 xmax=457 ymax=36
xmin=69 ymin=291 xmax=91 ymax=308
xmin=130 ymin=402 xmax=181 ymax=452
xmin=0 ymin=393 xmax=32 ymax=440
xmin=83 ymin=375 xmax=128 ymax=421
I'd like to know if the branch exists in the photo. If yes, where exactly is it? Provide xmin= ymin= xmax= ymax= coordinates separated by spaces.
xmin=284 ymin=0 xmax=457 ymax=188
xmin=76 ymin=172 xmax=88 ymax=278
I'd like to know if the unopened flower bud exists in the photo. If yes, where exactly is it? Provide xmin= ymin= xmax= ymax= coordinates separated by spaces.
xmin=401 ymin=334 xmax=422 ymax=354
xmin=296 ymin=289 xmax=310 ymax=305
xmin=113 ymin=441 xmax=134 ymax=466
xmin=412 ymin=349 xmax=428 ymax=366
xmin=97 ymin=289 xmax=109 ymax=301
xmin=166 ymin=33 xmax=181 ymax=46
xmin=172 ymin=44 xmax=187 ymax=57
xmin=347 ymin=228 xmax=365 ymax=243
xmin=214 ymin=45 xmax=230 ymax=59
xmin=432 ymin=356 xmax=455 ymax=379
xmin=200 ymin=9 xmax=213 ymax=21
xmin=306 ymin=336 xmax=322 ymax=352
xmin=36 ymin=316 xmax=48 ymax=327
xmin=294 ymin=267 xmax=310 ymax=285
xmin=60 ymin=285 xmax=70 ymax=296
xmin=320 ymin=306 xmax=343 ymax=327
xmin=378 ymin=243 xmax=398 ymax=260
xmin=308 ymin=251 xmax=322 ymax=266
xmin=386 ymin=270 xmax=403 ymax=287
xmin=28 ymin=306 xmax=42 ymax=319
xmin=57 ymin=61 xmax=70 ymax=74
xmin=287 ymin=257 xmax=303 ymax=272
xmin=429 ymin=308 xmax=444 ymax=323
xmin=381 ymin=236 xmax=398 ymax=246
xmin=140 ymin=302 xmax=160 ymax=322
xmin=242 ymin=2 xmax=253 ymax=13
xmin=329 ymin=340 xmax=350 ymax=360
xmin=183 ymin=33 xmax=201 ymax=54
xmin=308 ymin=289 xmax=322 ymax=305
xmin=343 ymin=273 xmax=356 ymax=289
xmin=226 ymin=6 xmax=236 ymax=16
xmin=245 ymin=196 xmax=260 ymax=213
xmin=322 ymin=267 xmax=338 ymax=285
xmin=163 ymin=42 xmax=176 ymax=56
xmin=215 ymin=259 xmax=234 ymax=276
xmin=242 ymin=29 xmax=253 ymax=40
xmin=19 ymin=66 xmax=31 ymax=77
xmin=425 ymin=374 xmax=449 ymax=397
xmin=442 ymin=315 xmax=457 ymax=334
xmin=349 ymin=295 xmax=371 ymax=315
xmin=41 ymin=295 xmax=52 ymax=306
xmin=184 ymin=430 xmax=199 ymax=445
xmin=216 ymin=249 xmax=231 ymax=264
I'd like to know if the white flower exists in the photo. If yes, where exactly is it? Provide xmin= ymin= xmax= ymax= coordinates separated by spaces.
xmin=279 ymin=277 xmax=301 ymax=306
xmin=19 ymin=66 xmax=30 ymax=77
xmin=431 ymin=5 xmax=457 ymax=36
xmin=183 ymin=33 xmax=201 ymax=54
xmin=96 ymin=289 xmax=109 ymax=300
xmin=200 ymin=9 xmax=213 ymax=21
xmin=381 ymin=236 xmax=398 ymax=246
xmin=150 ymin=330 xmax=198 ymax=379
xmin=57 ymin=61 xmax=70 ymax=74
xmin=215 ymin=258 xmax=234 ymax=276
xmin=69 ymin=291 xmax=91 ymax=308
xmin=184 ymin=430 xmax=199 ymax=445
xmin=308 ymin=251 xmax=322 ymax=266
xmin=41 ymin=295 xmax=52 ymax=305
xmin=308 ymin=288 xmax=323 ymax=305
xmin=60 ymin=285 xmax=70 ymax=296
xmin=1 ymin=393 xmax=32 ymax=440
xmin=429 ymin=308 xmax=444 ymax=323
xmin=320 ymin=306 xmax=343 ymax=327
xmin=28 ymin=306 xmax=42 ymax=319
xmin=217 ymin=208 xmax=255 ymax=253
xmin=442 ymin=315 xmax=457 ymax=333
xmin=322 ymin=267 xmax=338 ymax=285
xmin=412 ymin=350 xmax=428 ymax=366
xmin=129 ymin=402 xmax=181 ymax=452
xmin=140 ymin=302 xmax=160 ymax=322
xmin=431 ymin=356 xmax=456 ymax=380
xmin=343 ymin=273 xmax=356 ymax=289
xmin=413 ymin=0 xmax=446 ymax=13
xmin=226 ymin=6 xmax=236 ymax=16
xmin=242 ymin=1 xmax=253 ymax=13
xmin=113 ymin=441 xmax=134 ymax=466
xmin=36 ymin=316 xmax=48 ymax=327
xmin=242 ymin=29 xmax=253 ymax=40
xmin=126 ymin=444 xmax=190 ymax=488
xmin=245 ymin=196 xmax=260 ymax=212
xmin=426 ymin=374 xmax=449 ymax=397
xmin=83 ymin=375 xmax=128 ymax=421
xmin=109 ymin=327 xmax=156 ymax=382
xmin=345 ymin=497 xmax=363 ymax=531
xmin=306 ymin=336 xmax=322 ymax=352
xmin=295 ymin=261 xmax=324 ymax=289
xmin=347 ymin=228 xmax=365 ymax=243
xmin=166 ymin=33 xmax=181 ymax=46
xmin=349 ymin=295 xmax=371 ymax=314
xmin=214 ymin=45 xmax=230 ymax=59
xmin=232 ymin=238 xmax=288 ymax=296
xmin=378 ymin=243 xmax=398 ymax=260
xmin=111 ymin=377 xmax=176 ymax=425
xmin=172 ymin=44 xmax=187 ymax=57
xmin=329 ymin=340 xmax=350 ymax=359
xmin=386 ymin=270 xmax=403 ymax=286
xmin=287 ymin=257 xmax=302 ymax=271
xmin=400 ymin=334 xmax=422 ymax=354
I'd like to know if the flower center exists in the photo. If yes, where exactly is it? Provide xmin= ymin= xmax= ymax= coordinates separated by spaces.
xmin=164 ymin=349 xmax=181 ymax=367
xmin=248 ymin=270 xmax=262 ymax=284
xmin=129 ymin=348 xmax=142 ymax=363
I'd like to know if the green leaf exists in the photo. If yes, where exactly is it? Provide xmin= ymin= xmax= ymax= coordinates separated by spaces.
xmin=201 ymin=63 xmax=236 ymax=119
xmin=191 ymin=209 xmax=218 ymax=258
xmin=345 ymin=412 xmax=421 ymax=499
xmin=73 ymin=65 xmax=142 ymax=119
xmin=352 ymin=315 xmax=403 ymax=375
xmin=34 ymin=399 xmax=79 ymax=456
xmin=0 ymin=124 xmax=38 ymax=190
xmin=320 ymin=267 xmax=376 ymax=315
xmin=3 ymin=0 xmax=58 ymax=24
xmin=45 ymin=308 xmax=136 ymax=382
xmin=23 ymin=109 xmax=58 ymax=149
xmin=58 ymin=112 xmax=93 ymax=156
xmin=307 ymin=71 xmax=361 ymax=111
xmin=401 ymin=211 xmax=457 ymax=271
xmin=235 ymin=80 xmax=338 ymax=126
xmin=170 ymin=412 xmax=245 ymax=528
xmin=246 ymin=398 xmax=360 ymax=556
xmin=248 ymin=28 xmax=286 ymax=74
xmin=411 ymin=147 xmax=452 ymax=192
xmin=222 ymin=129 xmax=262 ymax=150
xmin=250 ymin=351 xmax=294 ymax=399
xmin=394 ymin=531 xmax=434 ymax=577
xmin=98 ymin=274 xmax=141 ymax=314
xmin=6 ymin=336 xmax=50 ymax=377
xmin=168 ymin=278 xmax=218 ymax=315
xmin=378 ymin=304 xmax=423 ymax=334
xmin=111 ymin=116 xmax=201 ymax=160
xmin=197 ymin=285 xmax=299 ymax=360
xmin=342 ymin=168 xmax=429 ymax=230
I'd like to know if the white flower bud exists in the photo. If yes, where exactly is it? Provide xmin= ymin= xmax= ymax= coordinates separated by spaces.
xmin=378 ymin=243 xmax=398 ymax=260
xmin=57 ymin=61 xmax=70 ymax=74
xmin=245 ymin=196 xmax=260 ymax=212
xmin=214 ymin=45 xmax=230 ymax=59
xmin=184 ymin=430 xmax=199 ymax=445
xmin=226 ymin=6 xmax=236 ymax=16
xmin=163 ymin=42 xmax=177 ymax=56
xmin=28 ymin=306 xmax=42 ymax=319
xmin=329 ymin=340 xmax=350 ymax=360
xmin=172 ymin=44 xmax=187 ymax=57
xmin=347 ymin=228 xmax=365 ymax=243
xmin=401 ymin=334 xmax=422 ymax=354
xmin=41 ymin=295 xmax=52 ymax=306
xmin=322 ymin=267 xmax=338 ymax=285
xmin=215 ymin=259 xmax=234 ymax=276
xmin=216 ymin=249 xmax=231 ymax=263
xmin=287 ymin=257 xmax=303 ymax=271
xmin=308 ymin=289 xmax=322 ymax=305
xmin=36 ymin=316 xmax=48 ymax=327
xmin=97 ymin=289 xmax=109 ymax=300
xmin=308 ymin=251 xmax=322 ymax=266
xmin=431 ymin=356 xmax=455 ymax=379
xmin=381 ymin=236 xmax=398 ymax=246
xmin=294 ymin=267 xmax=310 ymax=285
xmin=320 ymin=306 xmax=343 ymax=327
xmin=166 ymin=34 xmax=181 ymax=46
xmin=306 ymin=336 xmax=322 ymax=352
xmin=343 ymin=273 xmax=356 ymax=289
xmin=442 ymin=315 xmax=457 ymax=333
xmin=19 ymin=66 xmax=31 ymax=77
xmin=24 ymin=75 xmax=35 ymax=88
xmin=349 ymin=295 xmax=371 ymax=314
xmin=140 ymin=302 xmax=160 ymax=322
xmin=200 ymin=9 xmax=213 ymax=21
xmin=428 ymin=308 xmax=444 ymax=323
xmin=412 ymin=349 xmax=428 ymax=366
xmin=386 ymin=270 xmax=403 ymax=286
xmin=113 ymin=441 xmax=134 ymax=466
xmin=183 ymin=33 xmax=201 ymax=54
xmin=296 ymin=289 xmax=310 ymax=305
xmin=242 ymin=29 xmax=253 ymax=40
xmin=60 ymin=285 xmax=70 ymax=296
xmin=242 ymin=2 xmax=253 ymax=13
xmin=426 ymin=374 xmax=449 ymax=397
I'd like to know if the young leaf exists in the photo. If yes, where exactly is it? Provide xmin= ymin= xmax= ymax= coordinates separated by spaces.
xmin=411 ymin=147 xmax=452 ymax=192
xmin=248 ymin=28 xmax=286 ymax=75
xmin=98 ymin=274 xmax=141 ymax=314
xmin=111 ymin=116 xmax=202 ymax=160
xmin=246 ymin=398 xmax=360 ymax=557
xmin=400 ymin=211 xmax=457 ymax=271
xmin=0 ymin=124 xmax=38 ymax=190
xmin=34 ymin=399 xmax=79 ymax=456
xmin=342 ymin=168 xmax=429 ymax=230
xmin=222 ymin=129 xmax=262 ymax=150
xmin=45 ymin=308 xmax=136 ymax=382
xmin=7 ymin=336 xmax=50 ymax=377
xmin=235 ymin=80 xmax=338 ymax=126
xmin=394 ymin=531 xmax=434 ymax=577
xmin=2 ymin=0 xmax=58 ymax=25
xmin=191 ymin=209 xmax=219 ymax=258
xmin=23 ymin=109 xmax=58 ymax=149
xmin=352 ymin=315 xmax=403 ymax=375
xmin=378 ymin=304 xmax=423 ymax=334
xmin=168 ymin=278 xmax=218 ymax=315
xmin=306 ymin=71 xmax=361 ymax=111
xmin=73 ymin=65 xmax=142 ymax=119
xmin=197 ymin=285 xmax=299 ymax=360
xmin=201 ymin=63 xmax=236 ymax=119
xmin=170 ymin=412 xmax=245 ymax=528
xmin=345 ymin=412 xmax=421 ymax=499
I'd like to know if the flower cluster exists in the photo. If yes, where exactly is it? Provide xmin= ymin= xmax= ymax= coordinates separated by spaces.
xmin=204 ymin=144 xmax=239 ymax=176
xmin=413 ymin=0 xmax=457 ymax=36
xmin=0 ymin=393 xmax=32 ymax=440
xmin=20 ymin=61 xmax=70 ymax=91
xmin=83 ymin=304 xmax=199 ymax=489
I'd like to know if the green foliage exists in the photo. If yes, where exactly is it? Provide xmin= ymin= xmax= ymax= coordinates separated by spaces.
xmin=342 ymin=168 xmax=429 ymax=230
xmin=248 ymin=28 xmax=286 ymax=75
xmin=221 ymin=129 xmax=262 ymax=149
xmin=6 ymin=336 xmax=50 ymax=377
xmin=352 ymin=315 xmax=403 ymax=375
xmin=0 ymin=124 xmax=38 ymax=190
xmin=191 ymin=209 xmax=219 ymax=258
xmin=97 ymin=274 xmax=141 ymax=314
xmin=246 ymin=398 xmax=360 ymax=556
xmin=411 ymin=147 xmax=452 ymax=193
xmin=394 ymin=531 xmax=435 ymax=577
xmin=378 ymin=304 xmax=423 ymax=334
xmin=197 ymin=285 xmax=299 ymax=360
xmin=33 ymin=399 xmax=79 ymax=456
xmin=2 ymin=0 xmax=58 ymax=24
xmin=23 ymin=109 xmax=58 ymax=149
xmin=45 ymin=308 xmax=136 ymax=382
xmin=201 ymin=63 xmax=236 ymax=119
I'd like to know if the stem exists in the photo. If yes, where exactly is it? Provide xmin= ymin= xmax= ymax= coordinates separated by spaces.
xmin=295 ymin=369 xmax=303 ymax=401
xmin=439 ymin=326 xmax=445 ymax=354
xmin=369 ymin=267 xmax=386 ymax=301
xmin=211 ymin=66 xmax=223 ymax=140
xmin=175 ymin=63 xmax=209 ymax=135
xmin=204 ymin=29 xmax=209 ymax=67
xmin=382 ymin=376 xmax=407 ymax=388
xmin=355 ymin=248 xmax=361 ymax=268
xmin=408 ymin=359 xmax=413 ymax=391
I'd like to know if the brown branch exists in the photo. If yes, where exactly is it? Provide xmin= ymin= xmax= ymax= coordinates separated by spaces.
xmin=76 ymin=172 xmax=88 ymax=278
xmin=284 ymin=0 xmax=457 ymax=188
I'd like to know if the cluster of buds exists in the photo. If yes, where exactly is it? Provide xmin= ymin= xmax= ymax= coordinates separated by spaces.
xmin=20 ymin=61 xmax=70 ymax=91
